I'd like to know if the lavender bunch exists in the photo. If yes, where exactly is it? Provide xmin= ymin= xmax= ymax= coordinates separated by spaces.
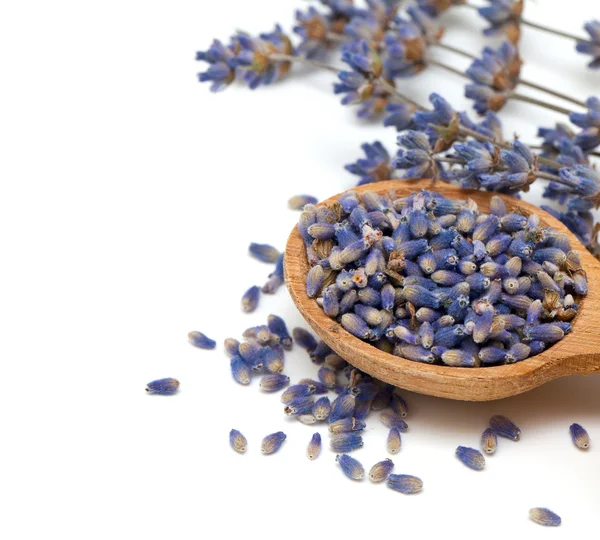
xmin=196 ymin=1 xmax=599 ymax=254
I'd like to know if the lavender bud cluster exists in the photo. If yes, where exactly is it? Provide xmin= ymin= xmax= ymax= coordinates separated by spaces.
xmin=300 ymin=188 xmax=587 ymax=367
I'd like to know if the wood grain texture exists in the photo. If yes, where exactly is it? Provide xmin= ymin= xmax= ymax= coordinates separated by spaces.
xmin=284 ymin=179 xmax=600 ymax=401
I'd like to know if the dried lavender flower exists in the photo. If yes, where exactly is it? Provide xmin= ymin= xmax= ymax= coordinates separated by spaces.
xmin=456 ymin=446 xmax=485 ymax=470
xmin=369 ymin=458 xmax=394 ymax=482
xmin=261 ymin=431 xmax=287 ymax=455
xmin=259 ymin=374 xmax=290 ymax=393
xmin=229 ymin=429 xmax=247 ymax=453
xmin=529 ymin=508 xmax=561 ymax=527
xmin=188 ymin=331 xmax=216 ymax=349
xmin=336 ymin=454 xmax=365 ymax=480
xmin=387 ymin=474 xmax=423 ymax=494
xmin=481 ymin=428 xmax=498 ymax=455
xmin=387 ymin=427 xmax=402 ymax=454
xmin=307 ymin=432 xmax=322 ymax=460
xmin=145 ymin=377 xmax=180 ymax=395
xmin=241 ymin=285 xmax=260 ymax=313
xmin=248 ymin=243 xmax=281 ymax=263
xmin=289 ymin=194 xmax=318 ymax=210
xmin=569 ymin=423 xmax=590 ymax=450
xmin=490 ymin=414 xmax=521 ymax=441
xmin=330 ymin=432 xmax=364 ymax=452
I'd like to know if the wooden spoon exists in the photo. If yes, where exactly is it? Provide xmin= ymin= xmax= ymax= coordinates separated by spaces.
xmin=284 ymin=179 xmax=600 ymax=401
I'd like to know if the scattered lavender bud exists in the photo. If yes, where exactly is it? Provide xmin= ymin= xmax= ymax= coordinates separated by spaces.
xmin=259 ymin=373 xmax=290 ymax=393
xmin=387 ymin=427 xmax=402 ymax=454
xmin=267 ymin=315 xmax=292 ymax=351
xmin=329 ymin=393 xmax=356 ymax=423
xmin=336 ymin=454 xmax=365 ymax=480
xmin=313 ymin=396 xmax=332 ymax=421
xmin=330 ymin=432 xmax=364 ymax=452
xmin=281 ymin=384 xmax=315 ymax=404
xmin=145 ymin=377 xmax=179 ymax=395
xmin=229 ymin=429 xmax=247 ymax=453
xmin=369 ymin=458 xmax=394 ymax=482
xmin=529 ymin=508 xmax=561 ymax=527
xmin=288 ymin=194 xmax=318 ymax=210
xmin=293 ymin=327 xmax=318 ymax=352
xmin=481 ymin=428 xmax=498 ymax=455
xmin=380 ymin=412 xmax=408 ymax=431
xmin=224 ymin=338 xmax=241 ymax=357
xmin=230 ymin=356 xmax=251 ymax=385
xmin=390 ymin=392 xmax=409 ymax=417
xmin=284 ymin=397 xmax=315 ymax=416
xmin=490 ymin=415 xmax=521 ymax=441
xmin=261 ymin=432 xmax=287 ymax=455
xmin=387 ymin=474 xmax=423 ymax=494
xmin=570 ymin=423 xmax=590 ymax=450
xmin=456 ymin=446 xmax=485 ymax=470
xmin=298 ymin=378 xmax=328 ymax=394
xmin=318 ymin=366 xmax=337 ymax=390
xmin=307 ymin=432 xmax=322 ymax=460
xmin=188 ymin=331 xmax=216 ymax=349
xmin=248 ymin=243 xmax=280 ymax=263
xmin=297 ymin=414 xmax=317 ymax=425
xmin=329 ymin=417 xmax=366 ymax=434
xmin=241 ymin=285 xmax=260 ymax=313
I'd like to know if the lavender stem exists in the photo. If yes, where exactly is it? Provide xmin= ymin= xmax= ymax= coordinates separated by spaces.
xmin=433 ymin=43 xmax=587 ymax=108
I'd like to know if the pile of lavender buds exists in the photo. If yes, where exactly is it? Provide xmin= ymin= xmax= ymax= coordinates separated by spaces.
xmin=300 ymin=189 xmax=588 ymax=367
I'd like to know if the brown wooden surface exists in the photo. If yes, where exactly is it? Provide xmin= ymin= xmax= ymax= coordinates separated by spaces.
xmin=284 ymin=179 xmax=600 ymax=401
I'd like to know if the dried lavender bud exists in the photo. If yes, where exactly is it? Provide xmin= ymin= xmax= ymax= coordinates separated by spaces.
xmin=490 ymin=415 xmax=521 ymax=441
xmin=306 ymin=265 xmax=325 ymax=298
xmin=224 ymin=337 xmax=241 ymax=357
xmin=570 ymin=423 xmax=590 ymax=450
xmin=329 ymin=417 xmax=366 ymax=434
xmin=307 ymin=432 xmax=321 ymax=460
xmin=329 ymin=394 xmax=356 ymax=423
xmin=318 ymin=366 xmax=337 ymax=390
xmin=281 ymin=384 xmax=315 ymax=404
xmin=309 ymin=397 xmax=330 ymax=422
xmin=336 ymin=454 xmax=365 ymax=480
xmin=299 ymin=190 xmax=586 ymax=371
xmin=261 ymin=432 xmax=286 ymax=455
xmin=145 ymin=377 xmax=179 ymax=395
xmin=529 ymin=508 xmax=561 ymax=527
xmin=297 ymin=414 xmax=317 ymax=425
xmin=387 ymin=427 xmax=402 ymax=454
xmin=456 ymin=446 xmax=485 ymax=470
xmin=267 ymin=315 xmax=292 ymax=350
xmin=259 ymin=374 xmax=290 ymax=393
xmin=188 ymin=331 xmax=216 ymax=349
xmin=229 ymin=429 xmax=247 ymax=453
xmin=387 ymin=474 xmax=423 ymax=494
xmin=331 ymin=433 xmax=364 ymax=453
xmin=380 ymin=412 xmax=408 ymax=431
xmin=241 ymin=285 xmax=260 ymax=313
xmin=298 ymin=378 xmax=328 ymax=394
xmin=390 ymin=392 xmax=409 ymax=417
xmin=481 ymin=428 xmax=497 ymax=455
xmin=284 ymin=397 xmax=315 ymax=416
xmin=369 ymin=459 xmax=394 ymax=482
xmin=248 ymin=243 xmax=280 ymax=263
xmin=289 ymin=194 xmax=318 ymax=210
xmin=230 ymin=356 xmax=251 ymax=385
xmin=293 ymin=327 xmax=318 ymax=352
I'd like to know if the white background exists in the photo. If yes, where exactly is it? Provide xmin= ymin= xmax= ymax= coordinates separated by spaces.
xmin=1 ymin=1 xmax=599 ymax=538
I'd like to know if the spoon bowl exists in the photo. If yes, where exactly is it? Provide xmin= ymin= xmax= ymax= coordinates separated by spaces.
xmin=284 ymin=179 xmax=600 ymax=401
